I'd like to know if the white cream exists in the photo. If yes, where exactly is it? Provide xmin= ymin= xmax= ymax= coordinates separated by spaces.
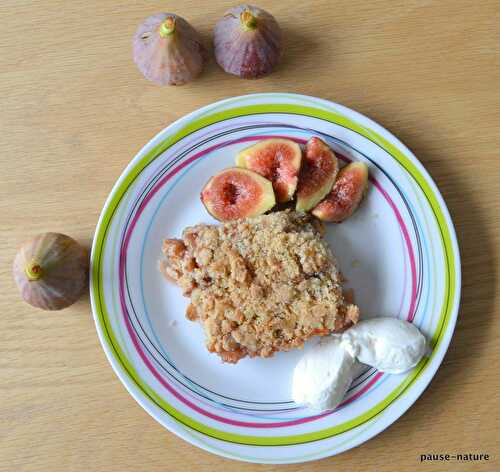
xmin=292 ymin=318 xmax=427 ymax=411
xmin=342 ymin=318 xmax=427 ymax=374
xmin=292 ymin=336 xmax=357 ymax=411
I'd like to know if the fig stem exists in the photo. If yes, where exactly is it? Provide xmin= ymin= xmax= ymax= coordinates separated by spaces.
xmin=159 ymin=17 xmax=176 ymax=37
xmin=240 ymin=10 xmax=257 ymax=31
xmin=25 ymin=261 xmax=43 ymax=281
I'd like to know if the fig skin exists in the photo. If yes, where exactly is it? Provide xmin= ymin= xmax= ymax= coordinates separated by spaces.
xmin=296 ymin=137 xmax=339 ymax=212
xmin=133 ymin=13 xmax=206 ymax=85
xmin=13 ymin=233 xmax=89 ymax=311
xmin=201 ymin=167 xmax=276 ymax=221
xmin=312 ymin=162 xmax=369 ymax=222
xmin=236 ymin=138 xmax=302 ymax=202
xmin=214 ymin=4 xmax=283 ymax=79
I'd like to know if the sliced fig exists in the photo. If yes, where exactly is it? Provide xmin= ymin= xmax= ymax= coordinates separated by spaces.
xmin=295 ymin=137 xmax=338 ymax=212
xmin=213 ymin=4 xmax=282 ymax=79
xmin=133 ymin=13 xmax=206 ymax=85
xmin=312 ymin=162 xmax=369 ymax=222
xmin=236 ymin=139 xmax=302 ymax=202
xmin=201 ymin=167 xmax=275 ymax=221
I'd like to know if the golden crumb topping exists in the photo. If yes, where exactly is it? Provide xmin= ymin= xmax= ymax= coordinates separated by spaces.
xmin=160 ymin=210 xmax=359 ymax=363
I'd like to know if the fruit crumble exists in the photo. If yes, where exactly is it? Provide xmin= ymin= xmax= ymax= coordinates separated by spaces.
xmin=160 ymin=210 xmax=359 ymax=363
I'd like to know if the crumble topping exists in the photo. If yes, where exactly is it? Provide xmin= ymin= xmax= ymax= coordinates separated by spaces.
xmin=160 ymin=210 xmax=359 ymax=363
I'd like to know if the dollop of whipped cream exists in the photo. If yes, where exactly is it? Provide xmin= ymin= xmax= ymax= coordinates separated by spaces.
xmin=342 ymin=317 xmax=427 ymax=374
xmin=292 ymin=317 xmax=427 ymax=411
xmin=292 ymin=335 xmax=356 ymax=411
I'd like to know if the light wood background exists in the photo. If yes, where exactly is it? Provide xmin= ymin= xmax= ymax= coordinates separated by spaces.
xmin=1 ymin=1 xmax=499 ymax=471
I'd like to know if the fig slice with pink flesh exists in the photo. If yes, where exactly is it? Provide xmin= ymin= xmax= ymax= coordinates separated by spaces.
xmin=236 ymin=138 xmax=302 ymax=202
xmin=201 ymin=167 xmax=276 ymax=221
xmin=295 ymin=137 xmax=338 ymax=212
xmin=312 ymin=162 xmax=369 ymax=222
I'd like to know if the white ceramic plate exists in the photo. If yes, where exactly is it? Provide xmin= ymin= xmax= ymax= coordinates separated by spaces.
xmin=90 ymin=93 xmax=460 ymax=463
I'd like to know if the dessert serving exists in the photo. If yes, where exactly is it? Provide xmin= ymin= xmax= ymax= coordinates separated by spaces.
xmin=159 ymin=135 xmax=426 ymax=410
xmin=160 ymin=210 xmax=359 ymax=363
xmin=159 ymin=136 xmax=367 ymax=363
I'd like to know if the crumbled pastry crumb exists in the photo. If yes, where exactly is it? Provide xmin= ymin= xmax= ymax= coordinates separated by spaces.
xmin=160 ymin=210 xmax=359 ymax=363
xmin=343 ymin=288 xmax=355 ymax=305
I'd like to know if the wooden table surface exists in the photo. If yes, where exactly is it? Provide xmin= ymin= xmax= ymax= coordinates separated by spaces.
xmin=1 ymin=1 xmax=499 ymax=470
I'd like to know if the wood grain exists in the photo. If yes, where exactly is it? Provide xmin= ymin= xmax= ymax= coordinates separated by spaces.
xmin=1 ymin=1 xmax=499 ymax=470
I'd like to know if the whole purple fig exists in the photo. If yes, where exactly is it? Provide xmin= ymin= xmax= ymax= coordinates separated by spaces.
xmin=133 ymin=13 xmax=206 ymax=85
xmin=214 ymin=4 xmax=283 ymax=79
xmin=13 ymin=233 xmax=89 ymax=311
